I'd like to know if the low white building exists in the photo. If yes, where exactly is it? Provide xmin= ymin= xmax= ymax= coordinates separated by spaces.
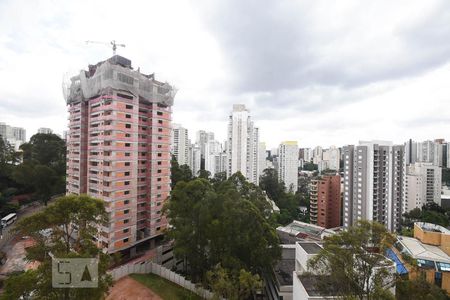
xmin=292 ymin=242 xmax=396 ymax=299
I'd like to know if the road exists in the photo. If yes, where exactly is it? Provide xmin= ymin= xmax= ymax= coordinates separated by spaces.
xmin=0 ymin=201 xmax=47 ymax=251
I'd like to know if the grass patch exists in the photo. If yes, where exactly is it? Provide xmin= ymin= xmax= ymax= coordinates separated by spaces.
xmin=130 ymin=273 xmax=203 ymax=300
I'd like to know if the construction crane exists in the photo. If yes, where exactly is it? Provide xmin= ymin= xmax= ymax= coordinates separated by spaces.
xmin=85 ymin=40 xmax=126 ymax=55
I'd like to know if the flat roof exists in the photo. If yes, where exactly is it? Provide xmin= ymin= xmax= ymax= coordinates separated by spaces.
xmin=299 ymin=242 xmax=323 ymax=254
xmin=273 ymin=247 xmax=295 ymax=286
xmin=398 ymin=236 xmax=450 ymax=264
xmin=276 ymin=220 xmax=337 ymax=244
xmin=297 ymin=275 xmax=338 ymax=297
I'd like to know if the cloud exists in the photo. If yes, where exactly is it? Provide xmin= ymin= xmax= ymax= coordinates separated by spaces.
xmin=195 ymin=0 xmax=450 ymax=92
xmin=1 ymin=0 xmax=450 ymax=148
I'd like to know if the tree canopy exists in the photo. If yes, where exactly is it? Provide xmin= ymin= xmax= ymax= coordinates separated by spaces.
xmin=307 ymin=221 xmax=396 ymax=300
xmin=1 ymin=195 xmax=112 ymax=300
xmin=164 ymin=172 xmax=280 ymax=293
xmin=259 ymin=168 xmax=303 ymax=225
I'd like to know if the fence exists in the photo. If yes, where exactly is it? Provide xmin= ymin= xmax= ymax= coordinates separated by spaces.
xmin=109 ymin=261 xmax=214 ymax=299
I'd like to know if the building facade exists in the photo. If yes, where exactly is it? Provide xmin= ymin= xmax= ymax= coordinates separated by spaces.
xmin=65 ymin=55 xmax=176 ymax=253
xmin=309 ymin=175 xmax=341 ymax=228
xmin=404 ymin=162 xmax=442 ymax=212
xmin=278 ymin=141 xmax=299 ymax=192
xmin=37 ymin=127 xmax=53 ymax=134
xmin=0 ymin=122 xmax=26 ymax=150
xmin=227 ymin=104 xmax=260 ymax=184
xmin=343 ymin=141 xmax=404 ymax=232
xmin=171 ymin=123 xmax=189 ymax=165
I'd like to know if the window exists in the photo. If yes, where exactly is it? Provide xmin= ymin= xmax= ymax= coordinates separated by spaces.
xmin=124 ymin=219 xmax=129 ymax=224
xmin=125 ymin=114 xmax=131 ymax=119
xmin=125 ymin=133 xmax=131 ymax=138
xmin=125 ymin=162 xmax=131 ymax=166
xmin=125 ymin=172 xmax=130 ymax=176
xmin=158 ymin=128 xmax=163 ymax=132
xmin=157 ymin=178 xmax=161 ymax=182
xmin=123 ymin=238 xmax=129 ymax=243
xmin=124 ymin=191 xmax=130 ymax=195
xmin=123 ymin=228 xmax=129 ymax=233
xmin=125 ymin=104 xmax=133 ymax=109
xmin=125 ymin=181 xmax=130 ymax=186
xmin=157 ymin=161 xmax=162 ymax=165
xmin=125 ymin=124 xmax=131 ymax=129
xmin=158 ymin=136 xmax=162 ymax=140
xmin=157 ymin=153 xmax=162 ymax=157
xmin=157 ymin=111 xmax=163 ymax=116
xmin=157 ymin=169 xmax=162 ymax=173
xmin=158 ymin=120 xmax=163 ymax=124
xmin=124 ymin=209 xmax=129 ymax=214
xmin=125 ymin=152 xmax=131 ymax=157
xmin=125 ymin=143 xmax=131 ymax=147
xmin=124 ymin=200 xmax=130 ymax=205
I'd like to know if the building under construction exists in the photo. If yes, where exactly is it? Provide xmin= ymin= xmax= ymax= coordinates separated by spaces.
xmin=64 ymin=55 xmax=176 ymax=253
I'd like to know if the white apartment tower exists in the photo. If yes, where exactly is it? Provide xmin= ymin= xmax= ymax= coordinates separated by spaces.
xmin=343 ymin=141 xmax=404 ymax=232
xmin=278 ymin=141 xmax=299 ymax=193
xmin=227 ymin=104 xmax=260 ymax=184
xmin=204 ymin=140 xmax=227 ymax=177
xmin=171 ymin=123 xmax=189 ymax=165
xmin=404 ymin=162 xmax=442 ymax=212
xmin=37 ymin=127 xmax=53 ymax=134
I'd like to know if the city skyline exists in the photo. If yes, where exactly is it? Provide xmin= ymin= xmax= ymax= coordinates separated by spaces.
xmin=1 ymin=0 xmax=450 ymax=148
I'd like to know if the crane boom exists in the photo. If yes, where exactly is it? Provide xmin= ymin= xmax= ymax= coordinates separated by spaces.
xmin=85 ymin=40 xmax=126 ymax=55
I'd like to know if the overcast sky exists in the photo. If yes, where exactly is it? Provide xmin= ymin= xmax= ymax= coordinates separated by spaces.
xmin=1 ymin=0 xmax=450 ymax=149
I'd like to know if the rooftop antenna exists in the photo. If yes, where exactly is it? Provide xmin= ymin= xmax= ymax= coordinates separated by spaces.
xmin=85 ymin=40 xmax=126 ymax=55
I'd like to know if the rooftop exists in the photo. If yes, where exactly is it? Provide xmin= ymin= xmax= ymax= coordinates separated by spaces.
xmin=298 ymin=242 xmax=323 ymax=254
xmin=276 ymin=220 xmax=336 ymax=244
xmin=415 ymin=222 xmax=450 ymax=234
xmin=397 ymin=236 xmax=450 ymax=264
xmin=297 ymin=275 xmax=338 ymax=297
xmin=273 ymin=246 xmax=295 ymax=286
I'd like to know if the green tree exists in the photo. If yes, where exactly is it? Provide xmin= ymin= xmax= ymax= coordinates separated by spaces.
xmin=303 ymin=162 xmax=318 ymax=171
xmin=170 ymin=156 xmax=193 ymax=189
xmin=12 ymin=163 xmax=59 ymax=205
xmin=197 ymin=169 xmax=211 ymax=180
xmin=259 ymin=168 xmax=285 ymax=201
xmin=0 ymin=138 xmax=20 ymax=191
xmin=307 ymin=221 xmax=396 ymax=300
xmin=164 ymin=173 xmax=280 ymax=282
xmin=20 ymin=133 xmax=66 ymax=175
xmin=1 ymin=195 xmax=113 ymax=300
xmin=396 ymin=275 xmax=448 ymax=300
xmin=206 ymin=264 xmax=263 ymax=300
xmin=259 ymin=169 xmax=300 ymax=225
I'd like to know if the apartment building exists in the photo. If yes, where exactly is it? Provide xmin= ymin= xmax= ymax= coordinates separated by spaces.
xmin=343 ymin=141 xmax=404 ymax=232
xmin=278 ymin=141 xmax=299 ymax=192
xmin=227 ymin=104 xmax=260 ymax=184
xmin=204 ymin=139 xmax=227 ymax=177
xmin=65 ymin=55 xmax=176 ymax=253
xmin=171 ymin=123 xmax=189 ymax=165
xmin=309 ymin=175 xmax=341 ymax=228
xmin=0 ymin=122 xmax=26 ymax=150
xmin=404 ymin=162 xmax=442 ymax=212
xmin=38 ymin=127 xmax=53 ymax=134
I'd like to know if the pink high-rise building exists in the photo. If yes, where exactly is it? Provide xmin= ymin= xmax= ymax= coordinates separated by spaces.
xmin=64 ymin=55 xmax=176 ymax=253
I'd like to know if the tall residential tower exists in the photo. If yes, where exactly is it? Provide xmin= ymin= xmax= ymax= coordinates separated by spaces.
xmin=343 ymin=141 xmax=404 ymax=232
xmin=65 ymin=55 xmax=176 ymax=253
xmin=227 ymin=104 xmax=260 ymax=184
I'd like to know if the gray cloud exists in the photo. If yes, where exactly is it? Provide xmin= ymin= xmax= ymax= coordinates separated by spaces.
xmin=196 ymin=0 xmax=450 ymax=94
